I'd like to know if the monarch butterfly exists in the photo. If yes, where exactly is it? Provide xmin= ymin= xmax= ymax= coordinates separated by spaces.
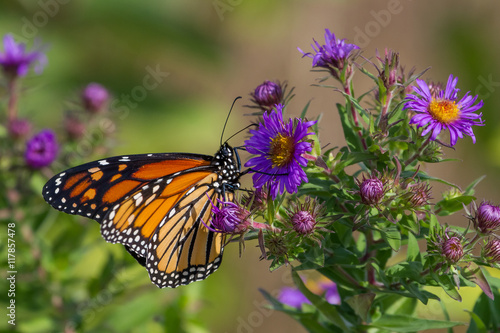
xmin=43 ymin=118 xmax=244 ymax=288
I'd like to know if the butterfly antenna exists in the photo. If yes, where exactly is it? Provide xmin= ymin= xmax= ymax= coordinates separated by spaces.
xmin=224 ymin=123 xmax=258 ymax=143
xmin=221 ymin=96 xmax=242 ymax=146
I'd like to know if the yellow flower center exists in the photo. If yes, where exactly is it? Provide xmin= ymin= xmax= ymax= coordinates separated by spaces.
xmin=428 ymin=99 xmax=460 ymax=124
xmin=269 ymin=133 xmax=295 ymax=167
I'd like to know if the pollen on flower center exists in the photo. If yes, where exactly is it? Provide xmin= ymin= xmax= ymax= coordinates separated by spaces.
xmin=428 ymin=99 xmax=460 ymax=124
xmin=268 ymin=133 xmax=295 ymax=167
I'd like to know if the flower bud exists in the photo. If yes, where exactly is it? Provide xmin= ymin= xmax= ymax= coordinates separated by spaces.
xmin=358 ymin=177 xmax=384 ymax=205
xmin=441 ymin=236 xmax=464 ymax=263
xmin=64 ymin=113 xmax=86 ymax=140
xmin=266 ymin=234 xmax=288 ymax=258
xmin=250 ymin=80 xmax=284 ymax=111
xmin=82 ymin=83 xmax=109 ymax=113
xmin=475 ymin=201 xmax=500 ymax=234
xmin=291 ymin=211 xmax=316 ymax=235
xmin=285 ymin=197 xmax=326 ymax=236
xmin=483 ymin=239 xmax=500 ymax=263
xmin=408 ymin=183 xmax=432 ymax=208
xmin=8 ymin=118 xmax=32 ymax=139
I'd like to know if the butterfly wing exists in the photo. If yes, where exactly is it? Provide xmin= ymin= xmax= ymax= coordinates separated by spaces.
xmin=43 ymin=152 xmax=229 ymax=287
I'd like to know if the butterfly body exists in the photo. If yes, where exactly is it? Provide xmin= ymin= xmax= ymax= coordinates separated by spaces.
xmin=43 ymin=143 xmax=241 ymax=288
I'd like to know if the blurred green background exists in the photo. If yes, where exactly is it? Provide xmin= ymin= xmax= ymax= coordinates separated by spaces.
xmin=1 ymin=1 xmax=500 ymax=332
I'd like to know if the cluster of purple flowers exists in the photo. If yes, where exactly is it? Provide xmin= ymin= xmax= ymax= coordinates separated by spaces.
xmin=1 ymin=34 xmax=110 ymax=170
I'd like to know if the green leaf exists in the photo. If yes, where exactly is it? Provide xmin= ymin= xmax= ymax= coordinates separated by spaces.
xmin=400 ymin=281 xmax=429 ymax=304
xmin=295 ymin=244 xmax=325 ymax=270
xmin=435 ymin=195 xmax=476 ymax=216
xmin=336 ymin=151 xmax=377 ymax=171
xmin=406 ymin=232 xmax=420 ymax=262
xmin=104 ymin=290 xmax=163 ymax=332
xmin=368 ymin=314 xmax=464 ymax=332
xmin=379 ymin=225 xmax=401 ymax=251
xmin=465 ymin=310 xmax=487 ymax=333
xmin=400 ymin=213 xmax=421 ymax=235
xmin=431 ymin=272 xmax=462 ymax=302
xmin=464 ymin=175 xmax=486 ymax=196
xmin=336 ymin=103 xmax=362 ymax=152
xmin=291 ymin=270 xmax=350 ymax=331
xmin=467 ymin=285 xmax=500 ymax=332
xmin=462 ymin=263 xmax=493 ymax=300
xmin=382 ymin=295 xmax=418 ymax=316
xmin=345 ymin=293 xmax=375 ymax=322
xmin=301 ymin=100 xmax=312 ymax=118
xmin=386 ymin=262 xmax=423 ymax=283
xmin=400 ymin=171 xmax=461 ymax=190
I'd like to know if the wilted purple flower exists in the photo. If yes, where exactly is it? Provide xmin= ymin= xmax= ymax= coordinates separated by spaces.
xmin=441 ymin=235 xmax=464 ymax=263
xmin=299 ymin=29 xmax=359 ymax=74
xmin=241 ymin=187 xmax=268 ymax=212
xmin=244 ymin=104 xmax=316 ymax=199
xmin=82 ymin=83 xmax=109 ymax=113
xmin=483 ymin=239 xmax=500 ymax=263
xmin=205 ymin=198 xmax=250 ymax=234
xmin=8 ymin=118 xmax=32 ymax=139
xmin=25 ymin=129 xmax=58 ymax=169
xmin=277 ymin=287 xmax=310 ymax=309
xmin=250 ymin=80 xmax=284 ymax=111
xmin=475 ymin=201 xmax=500 ymax=234
xmin=0 ymin=34 xmax=47 ymax=77
xmin=357 ymin=176 xmax=384 ymax=205
xmin=404 ymin=74 xmax=484 ymax=146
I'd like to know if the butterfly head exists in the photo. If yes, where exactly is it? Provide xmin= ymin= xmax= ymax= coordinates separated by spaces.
xmin=212 ymin=143 xmax=241 ymax=194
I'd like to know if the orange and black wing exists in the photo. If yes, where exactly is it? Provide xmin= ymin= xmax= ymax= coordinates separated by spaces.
xmin=43 ymin=152 xmax=229 ymax=288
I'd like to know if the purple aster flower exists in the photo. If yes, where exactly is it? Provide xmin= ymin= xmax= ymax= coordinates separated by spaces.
xmin=357 ymin=176 xmax=384 ymax=205
xmin=25 ymin=129 xmax=58 ymax=169
xmin=244 ymin=104 xmax=316 ymax=199
xmin=298 ymin=29 xmax=359 ymax=77
xmin=277 ymin=287 xmax=311 ymax=309
xmin=250 ymin=80 xmax=284 ymax=112
xmin=321 ymin=281 xmax=341 ymax=305
xmin=404 ymin=74 xmax=484 ymax=146
xmin=483 ymin=239 xmax=500 ymax=263
xmin=0 ymin=34 xmax=47 ymax=78
xmin=82 ymin=83 xmax=109 ymax=113
xmin=474 ymin=201 xmax=500 ymax=235
xmin=204 ymin=198 xmax=250 ymax=234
